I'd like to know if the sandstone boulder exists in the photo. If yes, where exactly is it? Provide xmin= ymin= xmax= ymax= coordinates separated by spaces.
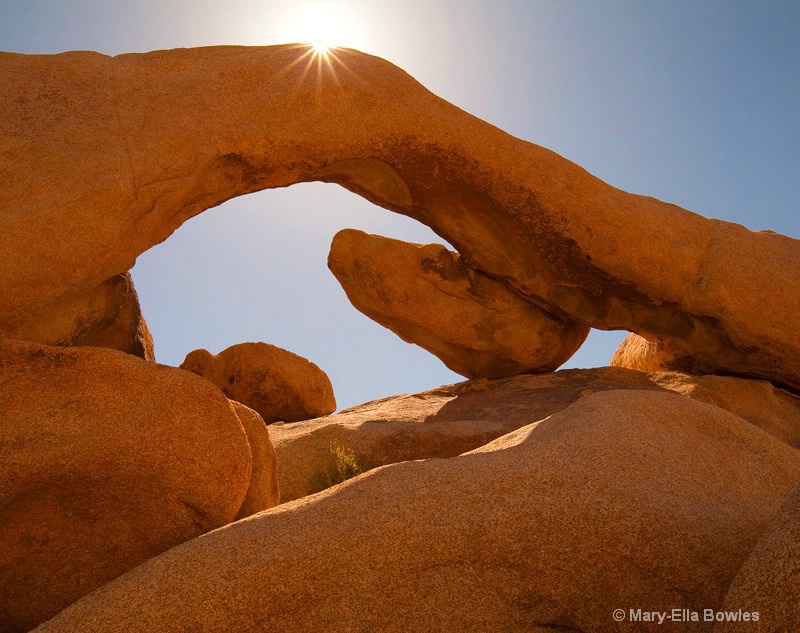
xmin=230 ymin=401 xmax=280 ymax=518
xmin=180 ymin=342 xmax=335 ymax=422
xmin=328 ymin=229 xmax=589 ymax=378
xmin=1 ymin=46 xmax=798 ymax=390
xmin=33 ymin=390 xmax=800 ymax=632
xmin=0 ymin=338 xmax=252 ymax=633
xmin=715 ymin=485 xmax=800 ymax=632
xmin=611 ymin=332 xmax=692 ymax=373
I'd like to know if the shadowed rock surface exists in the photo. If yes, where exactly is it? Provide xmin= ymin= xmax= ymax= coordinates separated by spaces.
xmin=714 ymin=485 xmax=800 ymax=633
xmin=230 ymin=401 xmax=281 ymax=518
xmin=1 ymin=45 xmax=799 ymax=389
xmin=0 ymin=338 xmax=252 ymax=633
xmin=328 ymin=228 xmax=589 ymax=378
xmin=180 ymin=342 xmax=335 ymax=423
xmin=75 ymin=273 xmax=155 ymax=361
xmin=271 ymin=367 xmax=800 ymax=502
xmin=0 ymin=272 xmax=154 ymax=360
xmin=33 ymin=391 xmax=800 ymax=633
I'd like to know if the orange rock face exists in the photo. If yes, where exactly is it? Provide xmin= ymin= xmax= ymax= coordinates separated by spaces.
xmin=611 ymin=332 xmax=693 ymax=373
xmin=32 ymin=390 xmax=800 ymax=632
xmin=180 ymin=342 xmax=336 ymax=422
xmin=328 ymin=229 xmax=589 ymax=378
xmin=0 ymin=338 xmax=252 ymax=633
xmin=75 ymin=273 xmax=155 ymax=361
xmin=0 ymin=46 xmax=798 ymax=389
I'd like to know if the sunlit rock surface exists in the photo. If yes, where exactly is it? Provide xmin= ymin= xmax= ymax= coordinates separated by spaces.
xmin=328 ymin=228 xmax=589 ymax=378
xmin=180 ymin=342 xmax=336 ymax=423
xmin=611 ymin=331 xmax=697 ymax=374
xmin=33 ymin=390 xmax=800 ymax=632
xmin=1 ymin=45 xmax=799 ymax=389
xmin=271 ymin=367 xmax=800 ymax=503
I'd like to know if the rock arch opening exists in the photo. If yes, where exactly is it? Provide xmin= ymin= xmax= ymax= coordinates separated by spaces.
xmin=131 ymin=181 xmax=463 ymax=409
xmin=131 ymin=180 xmax=630 ymax=409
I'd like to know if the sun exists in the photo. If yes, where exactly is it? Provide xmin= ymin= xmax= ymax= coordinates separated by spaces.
xmin=311 ymin=41 xmax=331 ymax=56
xmin=303 ymin=10 xmax=346 ymax=53
xmin=275 ymin=4 xmax=363 ymax=53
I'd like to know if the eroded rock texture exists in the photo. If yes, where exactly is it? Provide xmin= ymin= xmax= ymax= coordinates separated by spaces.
xmin=328 ymin=229 xmax=589 ymax=378
xmin=611 ymin=331 xmax=692 ymax=373
xmin=33 ymin=390 xmax=800 ymax=632
xmin=0 ymin=338 xmax=252 ymax=632
xmin=180 ymin=342 xmax=335 ymax=422
xmin=1 ymin=46 xmax=798 ymax=389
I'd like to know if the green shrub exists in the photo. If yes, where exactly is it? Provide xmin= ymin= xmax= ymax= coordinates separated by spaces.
xmin=309 ymin=441 xmax=366 ymax=493
xmin=332 ymin=443 xmax=362 ymax=482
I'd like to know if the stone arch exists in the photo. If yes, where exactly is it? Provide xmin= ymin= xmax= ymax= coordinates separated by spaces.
xmin=1 ymin=44 xmax=798 ymax=390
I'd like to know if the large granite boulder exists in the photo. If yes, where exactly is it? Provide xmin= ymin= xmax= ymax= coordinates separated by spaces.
xmin=650 ymin=371 xmax=800 ymax=449
xmin=180 ymin=342 xmax=335 ymax=423
xmin=1 ymin=46 xmax=798 ymax=389
xmin=328 ymin=228 xmax=589 ymax=378
xmin=33 ymin=390 xmax=800 ymax=632
xmin=74 ymin=273 xmax=155 ymax=361
xmin=0 ymin=338 xmax=252 ymax=632
xmin=611 ymin=331 xmax=695 ymax=374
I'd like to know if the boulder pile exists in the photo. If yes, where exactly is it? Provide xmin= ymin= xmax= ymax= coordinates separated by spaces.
xmin=0 ymin=44 xmax=797 ymax=631
xmin=0 ymin=338 xmax=276 ymax=632
xmin=269 ymin=366 xmax=800 ymax=502
xmin=34 ymin=391 xmax=800 ymax=632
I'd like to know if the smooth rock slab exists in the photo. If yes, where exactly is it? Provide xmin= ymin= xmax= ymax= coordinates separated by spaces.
xmin=180 ymin=342 xmax=336 ymax=423
xmin=271 ymin=366 xmax=800 ymax=502
xmin=35 ymin=391 xmax=800 ymax=632
xmin=0 ymin=338 xmax=252 ymax=633
xmin=328 ymin=228 xmax=589 ymax=378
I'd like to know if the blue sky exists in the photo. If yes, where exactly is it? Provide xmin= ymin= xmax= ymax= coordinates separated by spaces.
xmin=2 ymin=1 xmax=798 ymax=408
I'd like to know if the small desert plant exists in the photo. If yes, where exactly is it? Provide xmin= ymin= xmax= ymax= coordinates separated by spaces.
xmin=309 ymin=441 xmax=366 ymax=493
xmin=332 ymin=443 xmax=362 ymax=482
